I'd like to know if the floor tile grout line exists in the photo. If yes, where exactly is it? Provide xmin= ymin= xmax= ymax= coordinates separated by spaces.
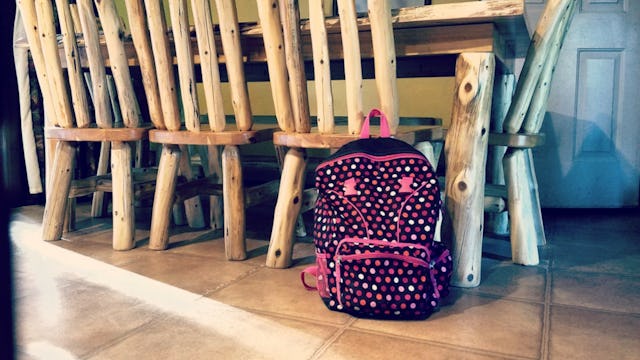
xmin=539 ymin=264 xmax=553 ymax=360
xmin=325 ymin=326 xmax=537 ymax=360
xmin=308 ymin=317 xmax=358 ymax=360
xmin=201 ymin=264 xmax=266 ymax=296
xmin=548 ymin=302 xmax=640 ymax=317
xmin=208 ymin=305 xmax=352 ymax=329
xmin=78 ymin=314 xmax=169 ymax=360
xmin=458 ymin=288 xmax=546 ymax=306
xmin=462 ymin=289 xmax=547 ymax=306
xmin=549 ymin=266 xmax=640 ymax=280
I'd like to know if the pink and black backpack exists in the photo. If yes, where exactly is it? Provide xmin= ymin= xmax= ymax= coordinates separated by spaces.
xmin=301 ymin=109 xmax=452 ymax=320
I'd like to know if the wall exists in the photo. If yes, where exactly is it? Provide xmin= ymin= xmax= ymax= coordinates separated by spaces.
xmin=113 ymin=1 xmax=464 ymax=127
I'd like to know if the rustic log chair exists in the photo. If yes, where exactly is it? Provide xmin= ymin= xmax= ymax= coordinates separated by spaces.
xmin=145 ymin=0 xmax=279 ymax=260
xmin=257 ymin=0 xmax=444 ymax=268
xmin=18 ymin=0 xmax=162 ymax=250
xmin=483 ymin=0 xmax=576 ymax=265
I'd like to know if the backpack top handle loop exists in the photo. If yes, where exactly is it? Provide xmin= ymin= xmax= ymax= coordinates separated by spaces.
xmin=360 ymin=108 xmax=391 ymax=139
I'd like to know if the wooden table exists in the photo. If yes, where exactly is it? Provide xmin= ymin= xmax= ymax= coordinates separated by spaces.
xmin=20 ymin=0 xmax=529 ymax=287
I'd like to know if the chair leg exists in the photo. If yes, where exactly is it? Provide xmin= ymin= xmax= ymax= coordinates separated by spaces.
xmin=111 ymin=141 xmax=135 ymax=250
xmin=91 ymin=141 xmax=110 ymax=218
xmin=42 ymin=141 xmax=75 ymax=241
xmin=178 ymin=145 xmax=205 ymax=229
xmin=205 ymin=145 xmax=224 ymax=230
xmin=526 ymin=149 xmax=546 ymax=246
xmin=267 ymin=147 xmax=307 ymax=268
xmin=486 ymin=143 xmax=509 ymax=236
xmin=275 ymin=145 xmax=307 ymax=238
xmin=222 ymin=145 xmax=247 ymax=261
xmin=63 ymin=198 xmax=76 ymax=233
xmin=504 ymin=148 xmax=540 ymax=265
xmin=294 ymin=216 xmax=307 ymax=237
xmin=150 ymin=144 xmax=181 ymax=250
xmin=486 ymin=73 xmax=515 ymax=236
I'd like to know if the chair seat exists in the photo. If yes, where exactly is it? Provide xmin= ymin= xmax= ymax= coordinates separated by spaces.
xmin=149 ymin=123 xmax=277 ymax=145
xmin=273 ymin=124 xmax=444 ymax=149
xmin=45 ymin=125 xmax=151 ymax=142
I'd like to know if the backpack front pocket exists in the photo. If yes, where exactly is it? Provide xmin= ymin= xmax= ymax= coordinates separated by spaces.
xmin=333 ymin=237 xmax=442 ymax=318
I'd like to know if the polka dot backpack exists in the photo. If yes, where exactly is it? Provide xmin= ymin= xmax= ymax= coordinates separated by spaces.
xmin=301 ymin=109 xmax=452 ymax=320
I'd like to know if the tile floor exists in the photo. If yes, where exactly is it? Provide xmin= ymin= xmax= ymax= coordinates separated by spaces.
xmin=9 ymin=204 xmax=640 ymax=359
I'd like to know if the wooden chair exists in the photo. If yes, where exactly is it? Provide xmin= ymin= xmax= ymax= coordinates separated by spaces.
xmin=17 ymin=0 xmax=162 ymax=250
xmin=483 ymin=0 xmax=577 ymax=265
xmin=145 ymin=0 xmax=279 ymax=260
xmin=257 ymin=0 xmax=444 ymax=268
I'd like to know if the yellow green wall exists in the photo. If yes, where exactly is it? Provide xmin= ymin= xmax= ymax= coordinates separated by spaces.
xmin=114 ymin=1 xmax=464 ymax=127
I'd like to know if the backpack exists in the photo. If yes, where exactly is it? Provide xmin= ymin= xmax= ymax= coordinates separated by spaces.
xmin=301 ymin=109 xmax=452 ymax=320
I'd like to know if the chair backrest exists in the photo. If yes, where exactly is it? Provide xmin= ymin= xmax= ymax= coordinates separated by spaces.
xmin=257 ymin=0 xmax=400 ymax=136
xmin=143 ymin=0 xmax=252 ymax=133
xmin=17 ymin=0 xmax=146 ymax=130
xmin=502 ymin=0 xmax=576 ymax=135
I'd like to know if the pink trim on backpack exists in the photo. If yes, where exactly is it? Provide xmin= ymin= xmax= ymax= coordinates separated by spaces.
xmin=316 ymin=152 xmax=427 ymax=172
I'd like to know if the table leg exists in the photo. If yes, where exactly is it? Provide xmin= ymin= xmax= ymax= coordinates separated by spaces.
xmin=443 ymin=52 xmax=495 ymax=288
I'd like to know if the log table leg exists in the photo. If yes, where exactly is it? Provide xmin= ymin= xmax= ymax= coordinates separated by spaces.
xmin=150 ymin=144 xmax=181 ymax=250
xmin=267 ymin=147 xmax=307 ymax=268
xmin=111 ymin=140 xmax=135 ymax=250
xmin=443 ymin=52 xmax=495 ymax=288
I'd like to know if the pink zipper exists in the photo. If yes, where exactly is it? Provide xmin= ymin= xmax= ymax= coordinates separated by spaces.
xmin=316 ymin=153 xmax=428 ymax=172
xmin=336 ymin=237 xmax=432 ymax=258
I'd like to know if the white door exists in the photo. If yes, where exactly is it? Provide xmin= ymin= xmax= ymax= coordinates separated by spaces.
xmin=526 ymin=0 xmax=640 ymax=207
